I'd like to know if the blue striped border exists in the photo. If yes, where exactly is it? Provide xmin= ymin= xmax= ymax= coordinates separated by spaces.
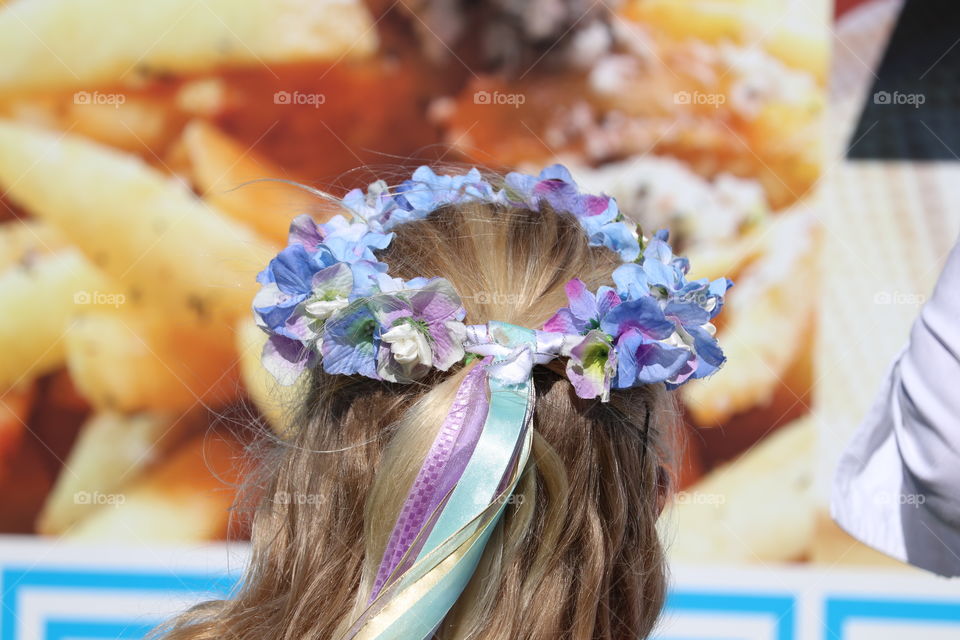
xmin=1 ymin=567 xmax=239 ymax=640
xmin=45 ymin=619 xmax=159 ymax=640
xmin=664 ymin=591 xmax=797 ymax=640
xmin=824 ymin=596 xmax=960 ymax=638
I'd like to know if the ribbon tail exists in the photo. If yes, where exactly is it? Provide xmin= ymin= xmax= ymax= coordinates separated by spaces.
xmin=342 ymin=322 xmax=538 ymax=640
xmin=369 ymin=361 xmax=491 ymax=600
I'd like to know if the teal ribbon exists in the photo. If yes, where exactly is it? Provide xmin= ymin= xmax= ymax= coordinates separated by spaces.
xmin=347 ymin=322 xmax=537 ymax=640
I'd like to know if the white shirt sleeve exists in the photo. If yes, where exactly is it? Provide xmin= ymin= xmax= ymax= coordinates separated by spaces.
xmin=831 ymin=233 xmax=960 ymax=578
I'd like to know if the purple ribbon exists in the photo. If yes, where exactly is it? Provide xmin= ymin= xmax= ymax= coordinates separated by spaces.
xmin=369 ymin=359 xmax=492 ymax=600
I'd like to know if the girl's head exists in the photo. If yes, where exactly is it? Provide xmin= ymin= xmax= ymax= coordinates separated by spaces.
xmin=156 ymin=166 xmax=729 ymax=640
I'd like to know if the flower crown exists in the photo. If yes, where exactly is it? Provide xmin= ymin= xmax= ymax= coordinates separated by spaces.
xmin=253 ymin=164 xmax=733 ymax=400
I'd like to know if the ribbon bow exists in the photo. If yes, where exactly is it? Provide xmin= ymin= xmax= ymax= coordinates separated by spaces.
xmin=463 ymin=323 xmax=582 ymax=385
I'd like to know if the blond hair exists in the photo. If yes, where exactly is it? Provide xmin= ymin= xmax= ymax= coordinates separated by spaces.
xmin=153 ymin=199 xmax=679 ymax=639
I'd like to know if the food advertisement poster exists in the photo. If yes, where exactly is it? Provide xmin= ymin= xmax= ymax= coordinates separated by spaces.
xmin=0 ymin=0 xmax=957 ymax=639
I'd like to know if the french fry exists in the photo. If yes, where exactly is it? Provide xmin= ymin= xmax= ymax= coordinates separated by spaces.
xmin=0 ymin=120 xmax=277 ymax=323
xmin=0 ymin=0 xmax=377 ymax=93
xmin=236 ymin=318 xmax=304 ymax=437
xmin=0 ymin=91 xmax=184 ymax=156
xmin=0 ymin=219 xmax=65 ymax=272
xmin=65 ymin=310 xmax=240 ymax=413
xmin=66 ymin=431 xmax=245 ymax=543
xmin=0 ymin=385 xmax=36 ymax=467
xmin=37 ymin=410 xmax=199 ymax=535
xmin=67 ymin=94 xmax=184 ymax=155
xmin=0 ymin=249 xmax=111 ymax=390
xmin=183 ymin=120 xmax=327 ymax=245
xmin=682 ymin=207 xmax=820 ymax=425
xmin=665 ymin=415 xmax=815 ymax=563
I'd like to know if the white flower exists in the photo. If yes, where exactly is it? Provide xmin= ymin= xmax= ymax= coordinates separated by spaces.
xmin=381 ymin=322 xmax=433 ymax=368
xmin=304 ymin=296 xmax=348 ymax=320
xmin=664 ymin=325 xmax=695 ymax=350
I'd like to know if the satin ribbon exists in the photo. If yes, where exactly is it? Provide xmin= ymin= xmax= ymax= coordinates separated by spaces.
xmin=346 ymin=322 xmax=539 ymax=640
xmin=463 ymin=324 xmax=581 ymax=385
xmin=370 ymin=360 xmax=491 ymax=600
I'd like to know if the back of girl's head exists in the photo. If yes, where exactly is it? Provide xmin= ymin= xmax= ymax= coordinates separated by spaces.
xmin=155 ymin=189 xmax=681 ymax=639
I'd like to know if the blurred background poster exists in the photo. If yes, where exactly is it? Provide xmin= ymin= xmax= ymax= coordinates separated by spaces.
xmin=0 ymin=0 xmax=958 ymax=639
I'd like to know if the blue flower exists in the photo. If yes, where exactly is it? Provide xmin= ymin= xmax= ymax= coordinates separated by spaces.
xmin=321 ymin=302 xmax=382 ymax=379
xmin=388 ymin=167 xmax=500 ymax=230
xmin=341 ymin=179 xmax=394 ymax=230
xmin=613 ymin=329 xmax=694 ymax=388
xmin=253 ymin=244 xmax=320 ymax=338
xmin=600 ymin=296 xmax=675 ymax=342
xmin=318 ymin=215 xmax=394 ymax=264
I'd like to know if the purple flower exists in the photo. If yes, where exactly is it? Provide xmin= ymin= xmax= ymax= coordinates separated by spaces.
xmin=261 ymin=334 xmax=317 ymax=386
xmin=543 ymin=278 xmax=621 ymax=334
xmin=504 ymin=165 xmax=640 ymax=261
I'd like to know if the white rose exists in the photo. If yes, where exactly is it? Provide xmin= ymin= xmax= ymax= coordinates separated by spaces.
xmin=304 ymin=296 xmax=348 ymax=320
xmin=382 ymin=322 xmax=433 ymax=368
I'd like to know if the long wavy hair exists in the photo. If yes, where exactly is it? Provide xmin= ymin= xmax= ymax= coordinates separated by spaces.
xmin=153 ymin=196 xmax=680 ymax=639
